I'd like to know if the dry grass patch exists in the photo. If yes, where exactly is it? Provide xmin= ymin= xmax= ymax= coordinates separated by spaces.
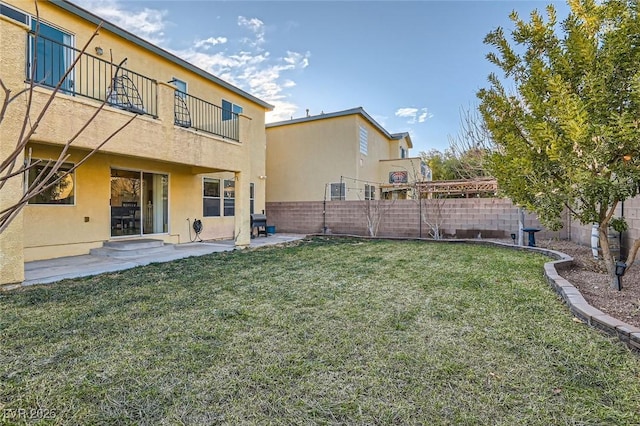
xmin=1 ymin=237 xmax=639 ymax=425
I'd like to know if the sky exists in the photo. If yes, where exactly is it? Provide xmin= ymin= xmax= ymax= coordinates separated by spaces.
xmin=75 ymin=0 xmax=571 ymax=154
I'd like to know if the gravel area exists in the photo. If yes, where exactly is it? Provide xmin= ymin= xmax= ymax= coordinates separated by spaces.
xmin=537 ymin=239 xmax=640 ymax=329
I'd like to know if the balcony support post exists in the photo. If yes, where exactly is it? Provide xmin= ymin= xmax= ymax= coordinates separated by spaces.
xmin=234 ymin=170 xmax=251 ymax=248
xmin=158 ymin=82 xmax=175 ymax=131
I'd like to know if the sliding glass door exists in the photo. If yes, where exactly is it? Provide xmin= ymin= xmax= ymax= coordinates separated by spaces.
xmin=110 ymin=169 xmax=168 ymax=237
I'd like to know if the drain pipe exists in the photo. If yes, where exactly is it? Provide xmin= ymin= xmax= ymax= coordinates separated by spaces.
xmin=323 ymin=183 xmax=328 ymax=234
xmin=518 ymin=207 xmax=524 ymax=246
xmin=419 ymin=191 xmax=422 ymax=238
xmin=621 ymin=200 xmax=625 ymax=259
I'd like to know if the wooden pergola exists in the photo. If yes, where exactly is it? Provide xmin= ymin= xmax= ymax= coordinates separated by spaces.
xmin=415 ymin=177 xmax=498 ymax=197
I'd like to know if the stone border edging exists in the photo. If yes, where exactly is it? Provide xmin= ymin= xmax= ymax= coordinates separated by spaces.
xmin=311 ymin=233 xmax=640 ymax=352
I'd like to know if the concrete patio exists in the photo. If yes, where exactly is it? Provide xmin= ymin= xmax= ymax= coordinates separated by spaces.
xmin=22 ymin=234 xmax=306 ymax=287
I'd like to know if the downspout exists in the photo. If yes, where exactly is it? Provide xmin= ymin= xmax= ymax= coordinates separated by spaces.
xmin=419 ymin=185 xmax=422 ymax=238
xmin=323 ymin=183 xmax=328 ymax=234
xmin=621 ymin=200 xmax=625 ymax=259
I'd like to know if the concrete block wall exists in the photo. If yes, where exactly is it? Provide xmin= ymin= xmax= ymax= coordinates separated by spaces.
xmin=623 ymin=198 xmax=640 ymax=255
xmin=569 ymin=196 xmax=640 ymax=258
xmin=266 ymin=199 xmax=568 ymax=240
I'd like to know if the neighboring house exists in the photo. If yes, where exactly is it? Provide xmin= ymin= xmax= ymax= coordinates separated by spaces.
xmin=265 ymin=107 xmax=429 ymax=203
xmin=0 ymin=0 xmax=271 ymax=286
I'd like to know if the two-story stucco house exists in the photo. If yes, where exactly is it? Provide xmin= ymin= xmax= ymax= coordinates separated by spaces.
xmin=265 ymin=107 xmax=428 ymax=203
xmin=0 ymin=0 xmax=272 ymax=286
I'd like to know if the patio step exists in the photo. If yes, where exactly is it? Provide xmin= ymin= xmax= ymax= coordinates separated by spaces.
xmin=90 ymin=239 xmax=175 ymax=258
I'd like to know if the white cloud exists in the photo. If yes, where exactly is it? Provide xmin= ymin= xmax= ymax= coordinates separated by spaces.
xmin=174 ymin=46 xmax=310 ymax=116
xmin=395 ymin=107 xmax=433 ymax=124
xmin=266 ymin=100 xmax=299 ymax=122
xmin=177 ymin=17 xmax=310 ymax=114
xmin=193 ymin=37 xmax=228 ymax=50
xmin=75 ymin=0 xmax=168 ymax=45
xmin=76 ymin=1 xmax=309 ymax=121
xmin=283 ymin=51 xmax=309 ymax=69
xmin=418 ymin=108 xmax=433 ymax=123
xmin=238 ymin=16 xmax=266 ymax=48
xmin=395 ymin=108 xmax=418 ymax=119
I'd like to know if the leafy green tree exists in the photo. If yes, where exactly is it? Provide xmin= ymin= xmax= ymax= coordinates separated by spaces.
xmin=478 ymin=0 xmax=640 ymax=279
xmin=420 ymin=148 xmax=479 ymax=181
xmin=421 ymin=149 xmax=449 ymax=181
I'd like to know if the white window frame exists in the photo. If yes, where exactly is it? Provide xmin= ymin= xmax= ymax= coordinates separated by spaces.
xmin=203 ymin=177 xmax=221 ymax=217
xmin=222 ymin=99 xmax=243 ymax=121
xmin=0 ymin=2 xmax=29 ymax=25
xmin=359 ymin=125 xmax=368 ymax=155
xmin=365 ymin=184 xmax=376 ymax=201
xmin=223 ymin=179 xmax=235 ymax=216
xmin=250 ymin=182 xmax=255 ymax=215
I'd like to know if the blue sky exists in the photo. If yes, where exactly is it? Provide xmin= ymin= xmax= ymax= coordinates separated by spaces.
xmin=75 ymin=0 xmax=570 ymax=154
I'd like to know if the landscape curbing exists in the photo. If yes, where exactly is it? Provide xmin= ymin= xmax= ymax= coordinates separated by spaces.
xmin=312 ymin=233 xmax=640 ymax=353
xmin=532 ymin=246 xmax=640 ymax=353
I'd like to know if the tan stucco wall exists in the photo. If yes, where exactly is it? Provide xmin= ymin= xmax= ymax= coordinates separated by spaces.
xmin=22 ymin=145 xmax=246 ymax=261
xmin=378 ymin=157 xmax=426 ymax=191
xmin=0 ymin=0 xmax=268 ymax=281
xmin=266 ymin=114 xmax=412 ymax=202
xmin=355 ymin=115 xmax=387 ymax=196
xmin=266 ymin=115 xmax=357 ymax=202
xmin=0 ymin=14 xmax=29 ymax=284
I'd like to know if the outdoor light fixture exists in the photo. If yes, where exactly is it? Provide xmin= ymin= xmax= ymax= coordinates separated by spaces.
xmin=510 ymin=233 xmax=516 ymax=244
xmin=94 ymin=46 xmax=104 ymax=56
xmin=612 ymin=260 xmax=628 ymax=291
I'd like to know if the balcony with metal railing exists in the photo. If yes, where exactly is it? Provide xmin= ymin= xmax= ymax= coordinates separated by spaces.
xmin=21 ymin=30 xmax=247 ymax=171
xmin=26 ymin=31 xmax=241 ymax=143
xmin=174 ymin=91 xmax=240 ymax=142
xmin=27 ymin=31 xmax=158 ymax=117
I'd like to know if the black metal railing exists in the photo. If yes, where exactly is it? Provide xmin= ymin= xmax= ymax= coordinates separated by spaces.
xmin=26 ymin=31 xmax=157 ymax=117
xmin=174 ymin=91 xmax=240 ymax=141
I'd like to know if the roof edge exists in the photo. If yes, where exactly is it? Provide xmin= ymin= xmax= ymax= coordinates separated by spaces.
xmin=391 ymin=132 xmax=413 ymax=148
xmin=51 ymin=0 xmax=273 ymax=110
xmin=267 ymin=107 xmax=401 ymax=140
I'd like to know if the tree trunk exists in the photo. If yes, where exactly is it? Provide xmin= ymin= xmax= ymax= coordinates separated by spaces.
xmin=598 ymin=225 xmax=615 ymax=277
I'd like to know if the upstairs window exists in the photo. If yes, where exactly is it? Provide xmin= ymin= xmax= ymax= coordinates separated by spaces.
xmin=222 ymin=99 xmax=243 ymax=121
xmin=359 ymin=126 xmax=368 ymax=155
xmin=1 ymin=3 xmax=28 ymax=24
xmin=330 ymin=182 xmax=345 ymax=201
xmin=172 ymin=78 xmax=187 ymax=98
xmin=28 ymin=20 xmax=74 ymax=92
xmin=400 ymin=147 xmax=406 ymax=159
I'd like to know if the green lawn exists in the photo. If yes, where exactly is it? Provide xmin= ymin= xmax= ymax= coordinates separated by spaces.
xmin=1 ymin=237 xmax=639 ymax=425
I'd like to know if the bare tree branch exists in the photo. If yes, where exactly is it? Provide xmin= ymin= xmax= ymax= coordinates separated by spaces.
xmin=0 ymin=0 xmax=135 ymax=235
